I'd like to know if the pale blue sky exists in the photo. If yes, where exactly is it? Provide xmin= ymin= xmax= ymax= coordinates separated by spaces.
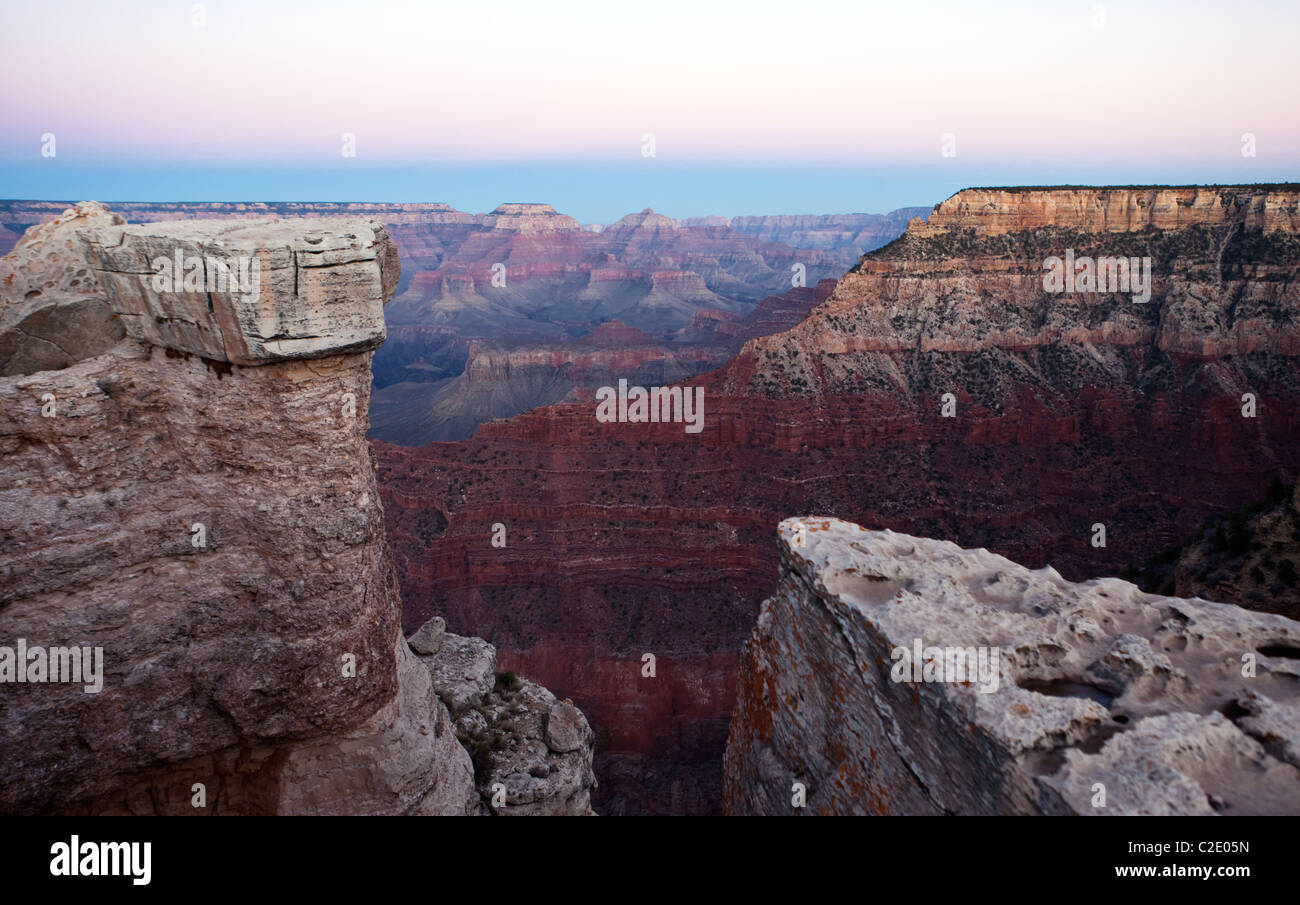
xmin=2 ymin=0 xmax=1296 ymax=220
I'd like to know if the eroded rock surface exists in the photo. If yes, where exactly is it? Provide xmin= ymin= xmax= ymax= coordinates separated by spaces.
xmin=0 ymin=206 xmax=590 ymax=815
xmin=0 ymin=202 xmax=125 ymax=376
xmin=80 ymin=218 xmax=398 ymax=365
xmin=723 ymin=517 xmax=1300 ymax=815
xmin=410 ymin=616 xmax=597 ymax=815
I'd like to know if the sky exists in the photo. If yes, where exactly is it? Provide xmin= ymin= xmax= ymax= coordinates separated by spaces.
xmin=1 ymin=0 xmax=1296 ymax=222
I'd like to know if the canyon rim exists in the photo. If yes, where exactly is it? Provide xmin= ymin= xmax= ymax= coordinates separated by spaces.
xmin=5 ymin=3 xmax=1300 ymax=859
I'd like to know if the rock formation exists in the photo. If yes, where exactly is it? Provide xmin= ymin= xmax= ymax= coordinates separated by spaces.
xmin=912 ymin=185 xmax=1300 ymax=237
xmin=0 ymin=205 xmax=593 ymax=815
xmin=723 ymin=517 xmax=1300 ymax=815
xmin=410 ymin=616 xmax=596 ymax=816
xmin=376 ymin=185 xmax=1300 ymax=814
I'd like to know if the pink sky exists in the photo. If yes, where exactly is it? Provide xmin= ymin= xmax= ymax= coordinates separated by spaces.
xmin=3 ymin=0 xmax=1297 ymax=167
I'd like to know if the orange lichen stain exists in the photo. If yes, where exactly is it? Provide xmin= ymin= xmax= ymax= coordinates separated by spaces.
xmin=1010 ymin=703 xmax=1031 ymax=717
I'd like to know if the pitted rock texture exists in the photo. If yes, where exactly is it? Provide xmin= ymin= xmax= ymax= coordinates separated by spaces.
xmin=0 ymin=202 xmax=125 ymax=376
xmin=723 ymin=517 xmax=1300 ymax=815
xmin=0 ymin=201 xmax=120 ymax=310
xmin=1 ymin=206 xmax=580 ymax=815
xmin=80 ymin=218 xmax=399 ymax=365
xmin=410 ymin=616 xmax=596 ymax=816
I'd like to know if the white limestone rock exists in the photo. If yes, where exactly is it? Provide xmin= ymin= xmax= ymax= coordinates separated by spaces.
xmin=79 ymin=218 xmax=399 ymax=365
xmin=723 ymin=516 xmax=1300 ymax=815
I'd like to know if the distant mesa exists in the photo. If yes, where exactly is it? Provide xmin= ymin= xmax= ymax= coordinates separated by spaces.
xmin=607 ymin=208 xmax=678 ymax=231
xmin=482 ymin=203 xmax=580 ymax=233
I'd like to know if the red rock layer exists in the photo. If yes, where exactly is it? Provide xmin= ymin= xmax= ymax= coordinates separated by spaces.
xmin=376 ymin=186 xmax=1300 ymax=814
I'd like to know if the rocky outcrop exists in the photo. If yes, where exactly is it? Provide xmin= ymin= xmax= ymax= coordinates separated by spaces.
xmin=480 ymin=203 xmax=581 ymax=234
xmin=0 ymin=206 xmax=593 ymax=815
xmin=409 ymin=616 xmax=596 ymax=816
xmin=723 ymin=518 xmax=1300 ymax=815
xmin=0 ymin=202 xmax=126 ymax=377
xmin=376 ymin=185 xmax=1300 ymax=814
xmin=80 ymin=219 xmax=399 ymax=365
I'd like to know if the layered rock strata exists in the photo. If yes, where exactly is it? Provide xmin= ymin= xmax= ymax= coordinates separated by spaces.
xmin=723 ymin=518 xmax=1300 ymax=815
xmin=377 ymin=185 xmax=1300 ymax=814
xmin=912 ymin=185 xmax=1300 ymax=236
xmin=0 ymin=206 xmax=592 ymax=815
xmin=695 ymin=209 xmax=931 ymax=268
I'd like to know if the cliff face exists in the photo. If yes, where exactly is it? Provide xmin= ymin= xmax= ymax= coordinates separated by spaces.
xmin=376 ymin=185 xmax=1300 ymax=814
xmin=914 ymin=186 xmax=1300 ymax=237
xmin=370 ymin=321 xmax=732 ymax=445
xmin=724 ymin=518 xmax=1300 ymax=815
xmin=0 ymin=205 xmax=593 ymax=815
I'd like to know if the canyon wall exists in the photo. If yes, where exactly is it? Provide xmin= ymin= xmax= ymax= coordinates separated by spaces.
xmin=377 ymin=185 xmax=1300 ymax=813
xmin=372 ymin=284 xmax=834 ymax=445
xmin=914 ymin=185 xmax=1300 ymax=237
xmin=695 ymin=208 xmax=931 ymax=268
xmin=0 ymin=205 xmax=593 ymax=815
xmin=723 ymin=518 xmax=1300 ymax=815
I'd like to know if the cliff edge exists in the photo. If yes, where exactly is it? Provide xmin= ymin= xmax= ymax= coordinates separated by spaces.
xmin=723 ymin=517 xmax=1300 ymax=815
xmin=0 ymin=203 xmax=594 ymax=815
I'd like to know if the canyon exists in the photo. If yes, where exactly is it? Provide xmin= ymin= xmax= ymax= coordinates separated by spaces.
xmin=0 ymin=200 xmax=913 ymax=443
xmin=4 ymin=187 xmax=1298 ymax=816
xmin=371 ymin=282 xmax=836 ymax=444
xmin=375 ymin=185 xmax=1300 ymax=814
xmin=683 ymin=208 xmax=929 ymax=269
xmin=0 ymin=204 xmax=594 ymax=815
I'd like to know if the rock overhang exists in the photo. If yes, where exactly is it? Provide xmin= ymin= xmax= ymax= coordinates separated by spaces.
xmin=79 ymin=218 xmax=400 ymax=366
